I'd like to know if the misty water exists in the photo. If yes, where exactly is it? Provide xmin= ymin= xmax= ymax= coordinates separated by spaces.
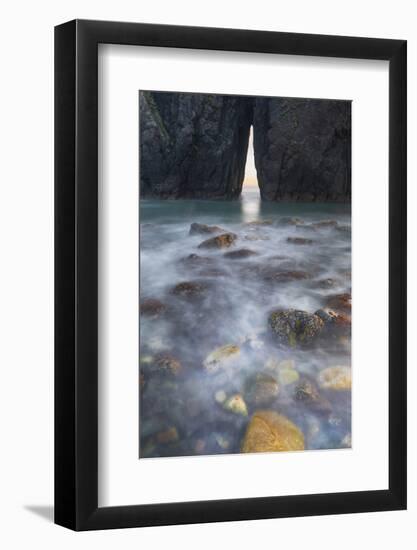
xmin=139 ymin=188 xmax=351 ymax=458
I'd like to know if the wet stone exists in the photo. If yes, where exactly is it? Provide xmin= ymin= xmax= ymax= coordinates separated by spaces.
xmin=326 ymin=293 xmax=352 ymax=313
xmin=140 ymin=298 xmax=166 ymax=318
xmin=312 ymin=220 xmax=338 ymax=228
xmin=170 ymin=280 xmax=207 ymax=300
xmin=293 ymin=378 xmax=332 ymax=414
xmin=223 ymin=394 xmax=248 ymax=416
xmin=224 ymin=248 xmax=259 ymax=260
xmin=203 ymin=344 xmax=240 ymax=373
xmin=268 ymin=309 xmax=324 ymax=347
xmin=156 ymin=426 xmax=179 ymax=445
xmin=317 ymin=366 xmax=351 ymax=391
xmin=154 ymin=353 xmax=182 ymax=377
xmin=287 ymin=237 xmax=313 ymax=245
xmin=241 ymin=411 xmax=305 ymax=453
xmin=189 ymin=222 xmax=224 ymax=235
xmin=245 ymin=373 xmax=279 ymax=405
xmin=262 ymin=268 xmax=311 ymax=283
xmin=198 ymin=232 xmax=237 ymax=249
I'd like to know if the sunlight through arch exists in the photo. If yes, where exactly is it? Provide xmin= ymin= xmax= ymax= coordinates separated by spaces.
xmin=241 ymin=126 xmax=260 ymax=221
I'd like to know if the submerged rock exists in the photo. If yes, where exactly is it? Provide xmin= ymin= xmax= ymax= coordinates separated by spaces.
xmin=287 ymin=237 xmax=313 ymax=245
xmin=278 ymin=368 xmax=300 ymax=386
xmin=313 ymin=278 xmax=336 ymax=289
xmin=293 ymin=378 xmax=332 ymax=414
xmin=244 ymin=220 xmax=273 ymax=227
xmin=154 ymin=353 xmax=182 ymax=377
xmin=268 ymin=309 xmax=324 ymax=347
xmin=140 ymin=298 xmax=166 ymax=318
xmin=317 ymin=366 xmax=351 ymax=390
xmin=241 ymin=411 xmax=305 ymax=453
xmin=181 ymin=253 xmax=213 ymax=266
xmin=278 ymin=217 xmax=305 ymax=226
xmin=245 ymin=373 xmax=279 ymax=405
xmin=198 ymin=232 xmax=237 ymax=249
xmin=189 ymin=222 xmax=224 ymax=235
xmin=155 ymin=426 xmax=179 ymax=445
xmin=203 ymin=344 xmax=240 ymax=373
xmin=262 ymin=268 xmax=310 ymax=283
xmin=224 ymin=248 xmax=258 ymax=259
xmin=244 ymin=234 xmax=270 ymax=241
xmin=214 ymin=390 xmax=227 ymax=404
xmin=223 ymin=394 xmax=248 ymax=416
xmin=312 ymin=220 xmax=338 ymax=228
xmin=170 ymin=280 xmax=207 ymax=299
xmin=326 ymin=293 xmax=351 ymax=313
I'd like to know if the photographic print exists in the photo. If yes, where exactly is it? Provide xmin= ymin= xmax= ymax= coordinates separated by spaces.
xmin=139 ymin=91 xmax=351 ymax=459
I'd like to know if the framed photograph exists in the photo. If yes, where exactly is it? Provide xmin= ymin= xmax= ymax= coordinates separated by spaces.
xmin=55 ymin=19 xmax=406 ymax=530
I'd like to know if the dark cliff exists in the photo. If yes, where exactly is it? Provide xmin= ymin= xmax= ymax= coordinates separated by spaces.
xmin=139 ymin=91 xmax=351 ymax=202
xmin=253 ymin=98 xmax=351 ymax=201
xmin=140 ymin=91 xmax=253 ymax=199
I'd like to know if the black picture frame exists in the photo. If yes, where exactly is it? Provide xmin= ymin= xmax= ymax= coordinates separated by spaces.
xmin=55 ymin=19 xmax=407 ymax=531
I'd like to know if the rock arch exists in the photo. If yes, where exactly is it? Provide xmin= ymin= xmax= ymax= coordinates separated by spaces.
xmin=139 ymin=91 xmax=351 ymax=202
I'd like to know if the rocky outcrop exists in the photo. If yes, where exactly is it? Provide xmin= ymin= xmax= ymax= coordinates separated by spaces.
xmin=253 ymin=97 xmax=351 ymax=201
xmin=140 ymin=92 xmax=351 ymax=201
xmin=140 ymin=91 xmax=253 ymax=199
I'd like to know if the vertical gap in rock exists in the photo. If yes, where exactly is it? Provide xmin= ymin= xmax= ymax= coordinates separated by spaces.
xmin=241 ymin=126 xmax=261 ymax=221
xmin=242 ymin=126 xmax=259 ymax=193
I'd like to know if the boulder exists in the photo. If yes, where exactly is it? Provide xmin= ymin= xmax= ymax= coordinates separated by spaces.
xmin=241 ymin=411 xmax=305 ymax=453
xmin=189 ymin=222 xmax=224 ymax=235
xmin=170 ymin=280 xmax=207 ymax=299
xmin=140 ymin=298 xmax=166 ymax=318
xmin=224 ymin=248 xmax=258 ymax=259
xmin=268 ymin=309 xmax=324 ymax=347
xmin=198 ymin=232 xmax=237 ymax=249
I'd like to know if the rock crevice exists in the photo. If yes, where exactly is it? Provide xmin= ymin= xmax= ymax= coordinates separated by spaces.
xmin=140 ymin=91 xmax=351 ymax=201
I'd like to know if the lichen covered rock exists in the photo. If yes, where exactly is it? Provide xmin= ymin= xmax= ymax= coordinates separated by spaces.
xmin=241 ymin=411 xmax=305 ymax=453
xmin=268 ymin=309 xmax=324 ymax=347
